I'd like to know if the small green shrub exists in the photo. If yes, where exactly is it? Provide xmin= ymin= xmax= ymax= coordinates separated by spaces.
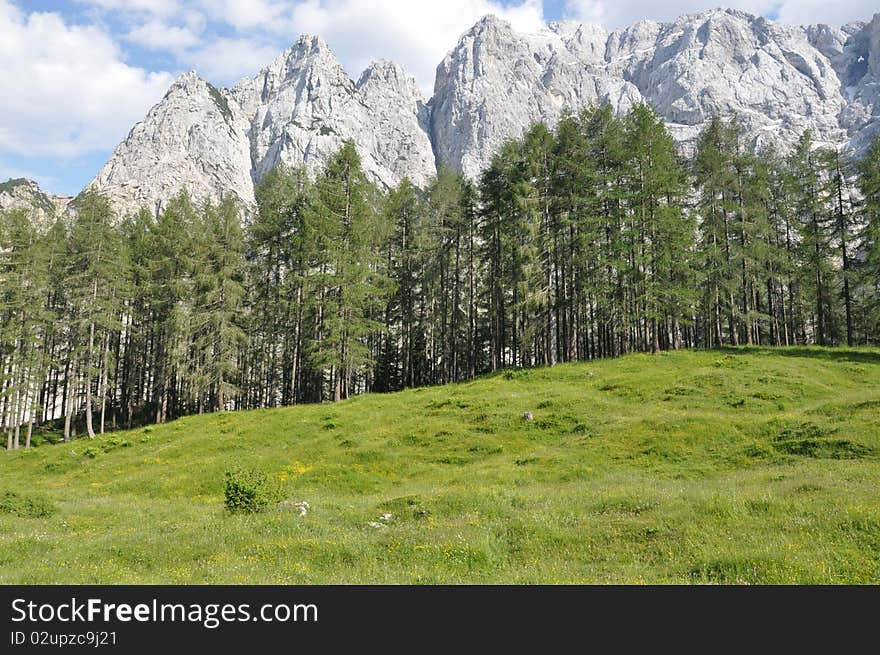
xmin=223 ymin=468 xmax=284 ymax=514
xmin=102 ymin=436 xmax=131 ymax=453
xmin=774 ymin=422 xmax=831 ymax=441
xmin=773 ymin=438 xmax=871 ymax=459
xmin=0 ymin=491 xmax=56 ymax=518
xmin=81 ymin=436 xmax=132 ymax=459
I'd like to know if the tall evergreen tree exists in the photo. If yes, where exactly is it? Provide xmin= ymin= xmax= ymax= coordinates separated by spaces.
xmin=65 ymin=192 xmax=128 ymax=438
xmin=311 ymin=141 xmax=389 ymax=401
xmin=194 ymin=197 xmax=247 ymax=411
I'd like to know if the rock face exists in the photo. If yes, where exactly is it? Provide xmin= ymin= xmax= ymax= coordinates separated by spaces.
xmin=433 ymin=10 xmax=879 ymax=177
xmin=0 ymin=178 xmax=70 ymax=227
xmin=603 ymin=11 xmax=849 ymax=149
xmin=835 ymin=13 xmax=880 ymax=151
xmin=230 ymin=39 xmax=436 ymax=191
xmin=89 ymin=36 xmax=435 ymax=217
xmin=86 ymin=72 xmax=255 ymax=218
xmin=85 ymin=9 xmax=880 ymax=216
xmin=431 ymin=17 xmax=642 ymax=179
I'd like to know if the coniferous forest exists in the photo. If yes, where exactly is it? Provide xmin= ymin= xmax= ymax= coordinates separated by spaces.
xmin=3 ymin=104 xmax=880 ymax=447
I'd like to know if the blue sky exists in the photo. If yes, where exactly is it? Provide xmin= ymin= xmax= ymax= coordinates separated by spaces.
xmin=1 ymin=0 xmax=876 ymax=197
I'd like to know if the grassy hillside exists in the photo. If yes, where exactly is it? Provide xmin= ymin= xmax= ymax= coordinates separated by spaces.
xmin=2 ymin=348 xmax=879 ymax=584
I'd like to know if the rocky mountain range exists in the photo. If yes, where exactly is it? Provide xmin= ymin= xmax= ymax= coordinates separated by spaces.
xmin=0 ymin=178 xmax=72 ymax=226
xmin=4 ymin=8 xmax=880 ymax=218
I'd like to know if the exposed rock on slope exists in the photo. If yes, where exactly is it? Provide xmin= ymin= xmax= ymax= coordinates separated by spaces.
xmin=836 ymin=13 xmax=880 ymax=151
xmin=0 ymin=178 xmax=70 ymax=226
xmin=89 ymin=36 xmax=435 ymax=217
xmin=230 ymin=38 xmax=436 ymax=190
xmin=431 ymin=16 xmax=642 ymax=179
xmin=356 ymin=59 xmax=435 ymax=188
xmin=86 ymin=72 xmax=254 ymax=219
xmin=432 ymin=9 xmax=878 ymax=177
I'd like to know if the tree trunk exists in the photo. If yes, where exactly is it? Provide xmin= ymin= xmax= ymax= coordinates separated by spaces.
xmin=85 ymin=278 xmax=99 ymax=438
xmin=64 ymin=357 xmax=77 ymax=442
xmin=99 ymin=332 xmax=110 ymax=434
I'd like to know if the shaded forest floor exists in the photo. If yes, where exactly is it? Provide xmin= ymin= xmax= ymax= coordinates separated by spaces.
xmin=2 ymin=347 xmax=879 ymax=584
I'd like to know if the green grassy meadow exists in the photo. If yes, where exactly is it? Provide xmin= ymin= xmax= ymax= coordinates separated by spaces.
xmin=2 ymin=348 xmax=879 ymax=584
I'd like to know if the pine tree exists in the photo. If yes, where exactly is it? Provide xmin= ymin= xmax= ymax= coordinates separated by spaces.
xmin=788 ymin=131 xmax=835 ymax=346
xmin=194 ymin=197 xmax=247 ymax=411
xmin=0 ymin=209 xmax=53 ymax=448
xmin=694 ymin=115 xmax=741 ymax=347
xmin=246 ymin=165 xmax=313 ymax=407
xmin=146 ymin=192 xmax=198 ymax=423
xmin=623 ymin=103 xmax=695 ymax=353
xmin=582 ymin=105 xmax=629 ymax=357
xmin=65 ymin=192 xmax=128 ymax=438
xmin=118 ymin=209 xmax=153 ymax=427
xmin=819 ymin=148 xmax=857 ymax=346
xmin=380 ymin=178 xmax=422 ymax=391
xmin=311 ymin=141 xmax=389 ymax=401
xmin=551 ymin=111 xmax=594 ymax=361
xmin=519 ymin=123 xmax=557 ymax=366
xmin=479 ymin=141 xmax=520 ymax=370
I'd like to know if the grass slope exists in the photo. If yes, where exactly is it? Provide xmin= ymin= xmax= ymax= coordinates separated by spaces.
xmin=2 ymin=348 xmax=879 ymax=584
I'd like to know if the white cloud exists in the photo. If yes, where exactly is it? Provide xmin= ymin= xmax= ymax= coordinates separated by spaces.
xmin=75 ymin=0 xmax=182 ymax=18
xmin=0 ymin=1 xmax=173 ymax=158
xmin=126 ymin=19 xmax=202 ymax=53
xmin=197 ymin=0 xmax=291 ymax=30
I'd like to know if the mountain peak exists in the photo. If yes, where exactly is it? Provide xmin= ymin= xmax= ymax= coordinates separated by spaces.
xmin=1 ymin=177 xmax=41 ymax=192
xmin=0 ymin=177 xmax=68 ymax=224
xmin=357 ymin=59 xmax=423 ymax=99
xmin=288 ymin=34 xmax=336 ymax=60
xmin=473 ymin=14 xmax=511 ymax=30
xmin=169 ymin=70 xmax=205 ymax=92
xmin=462 ymin=14 xmax=525 ymax=42
xmin=251 ymin=34 xmax=348 ymax=91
